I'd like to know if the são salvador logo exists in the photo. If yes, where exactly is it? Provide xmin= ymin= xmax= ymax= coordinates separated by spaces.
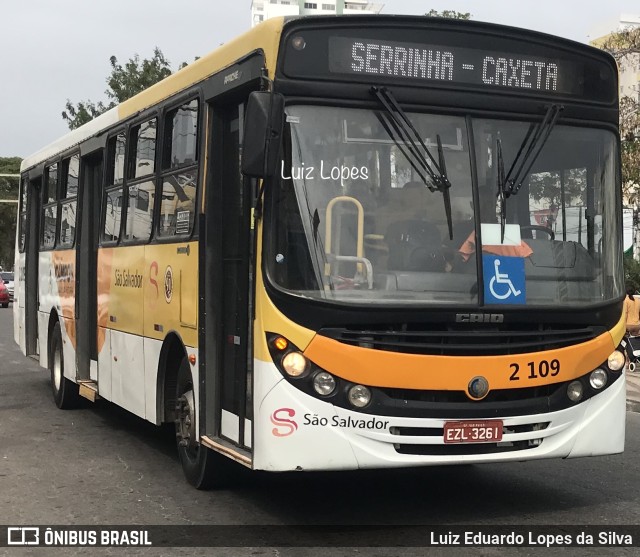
xmin=270 ymin=408 xmax=390 ymax=437
xmin=270 ymin=408 xmax=298 ymax=437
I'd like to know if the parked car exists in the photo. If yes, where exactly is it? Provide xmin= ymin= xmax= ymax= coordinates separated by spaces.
xmin=0 ymin=280 xmax=9 ymax=308
xmin=0 ymin=271 xmax=13 ymax=302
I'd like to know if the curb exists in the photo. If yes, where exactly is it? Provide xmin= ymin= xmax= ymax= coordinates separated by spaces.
xmin=627 ymin=400 xmax=640 ymax=413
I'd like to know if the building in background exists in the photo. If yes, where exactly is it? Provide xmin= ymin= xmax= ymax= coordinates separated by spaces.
xmin=251 ymin=0 xmax=384 ymax=27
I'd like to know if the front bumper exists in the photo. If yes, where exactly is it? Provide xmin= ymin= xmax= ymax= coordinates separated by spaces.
xmin=253 ymin=360 xmax=626 ymax=471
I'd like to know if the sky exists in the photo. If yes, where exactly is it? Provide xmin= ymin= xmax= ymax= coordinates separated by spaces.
xmin=1 ymin=0 xmax=638 ymax=158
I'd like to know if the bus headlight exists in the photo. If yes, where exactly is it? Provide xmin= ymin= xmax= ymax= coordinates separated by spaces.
xmin=607 ymin=350 xmax=625 ymax=371
xmin=567 ymin=380 xmax=584 ymax=402
xmin=313 ymin=372 xmax=336 ymax=396
xmin=282 ymin=352 xmax=309 ymax=378
xmin=589 ymin=368 xmax=608 ymax=390
xmin=348 ymin=385 xmax=371 ymax=408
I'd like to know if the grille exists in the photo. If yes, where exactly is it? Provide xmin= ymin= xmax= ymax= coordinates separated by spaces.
xmin=319 ymin=324 xmax=603 ymax=356
xmin=382 ymin=383 xmax=560 ymax=404
xmin=394 ymin=441 xmax=537 ymax=455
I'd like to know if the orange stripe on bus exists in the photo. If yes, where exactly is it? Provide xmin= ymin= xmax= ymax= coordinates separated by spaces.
xmin=303 ymin=330 xmax=617 ymax=391
xmin=52 ymin=251 xmax=77 ymax=349
xmin=97 ymin=248 xmax=114 ymax=352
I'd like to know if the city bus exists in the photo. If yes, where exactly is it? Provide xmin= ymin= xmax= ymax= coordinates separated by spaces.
xmin=14 ymin=15 xmax=626 ymax=489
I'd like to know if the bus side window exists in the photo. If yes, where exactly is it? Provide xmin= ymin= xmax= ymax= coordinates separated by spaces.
xmin=18 ymin=177 xmax=28 ymax=253
xmin=41 ymin=163 xmax=59 ymax=250
xmin=59 ymin=154 xmax=79 ymax=247
xmin=124 ymin=118 xmax=157 ymax=242
xmin=102 ymin=132 xmax=126 ymax=243
xmin=158 ymin=173 xmax=197 ymax=236
xmin=158 ymin=99 xmax=199 ymax=237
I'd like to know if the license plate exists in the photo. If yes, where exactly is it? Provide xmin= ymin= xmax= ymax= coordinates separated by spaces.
xmin=443 ymin=420 xmax=503 ymax=444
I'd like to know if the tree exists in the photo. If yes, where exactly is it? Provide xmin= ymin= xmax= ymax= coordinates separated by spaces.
xmin=528 ymin=169 xmax=587 ymax=207
xmin=598 ymin=26 xmax=640 ymax=259
xmin=425 ymin=9 xmax=471 ymax=20
xmin=62 ymin=47 xmax=177 ymax=130
xmin=599 ymin=27 xmax=640 ymax=197
xmin=0 ymin=157 xmax=21 ymax=270
xmin=625 ymin=254 xmax=640 ymax=292
xmin=61 ymin=100 xmax=110 ymax=130
xmin=601 ymin=26 xmax=640 ymax=59
xmin=620 ymin=96 xmax=640 ymax=192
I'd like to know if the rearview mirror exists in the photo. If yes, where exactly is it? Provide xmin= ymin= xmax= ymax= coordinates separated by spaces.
xmin=242 ymin=91 xmax=285 ymax=178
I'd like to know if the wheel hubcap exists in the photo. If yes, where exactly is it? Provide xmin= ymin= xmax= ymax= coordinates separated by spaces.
xmin=53 ymin=349 xmax=62 ymax=391
xmin=176 ymin=389 xmax=196 ymax=451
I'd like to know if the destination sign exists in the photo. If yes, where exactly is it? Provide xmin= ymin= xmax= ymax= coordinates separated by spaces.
xmin=328 ymin=36 xmax=584 ymax=96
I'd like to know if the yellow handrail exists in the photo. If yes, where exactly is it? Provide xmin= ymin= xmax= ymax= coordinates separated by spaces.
xmin=325 ymin=196 xmax=364 ymax=257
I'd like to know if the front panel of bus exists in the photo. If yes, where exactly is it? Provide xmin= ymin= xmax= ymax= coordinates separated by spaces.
xmin=252 ymin=17 xmax=625 ymax=470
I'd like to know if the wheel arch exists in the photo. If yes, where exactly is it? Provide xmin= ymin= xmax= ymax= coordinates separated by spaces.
xmin=156 ymin=331 xmax=188 ymax=424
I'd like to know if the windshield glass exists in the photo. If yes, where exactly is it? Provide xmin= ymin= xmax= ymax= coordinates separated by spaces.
xmin=266 ymin=105 xmax=622 ymax=307
xmin=474 ymin=118 xmax=621 ymax=305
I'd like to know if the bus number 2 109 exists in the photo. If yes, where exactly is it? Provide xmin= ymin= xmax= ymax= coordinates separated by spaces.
xmin=509 ymin=359 xmax=561 ymax=381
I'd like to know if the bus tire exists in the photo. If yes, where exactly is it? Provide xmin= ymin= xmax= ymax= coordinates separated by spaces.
xmin=49 ymin=321 xmax=80 ymax=409
xmin=175 ymin=357 xmax=238 ymax=489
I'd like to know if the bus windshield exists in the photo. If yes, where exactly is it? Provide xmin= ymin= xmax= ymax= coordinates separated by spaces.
xmin=267 ymin=104 xmax=622 ymax=307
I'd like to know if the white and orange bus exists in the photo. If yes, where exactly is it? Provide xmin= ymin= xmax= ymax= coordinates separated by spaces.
xmin=15 ymin=15 xmax=626 ymax=488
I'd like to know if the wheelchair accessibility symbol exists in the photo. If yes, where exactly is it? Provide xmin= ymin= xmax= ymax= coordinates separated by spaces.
xmin=483 ymin=255 xmax=525 ymax=304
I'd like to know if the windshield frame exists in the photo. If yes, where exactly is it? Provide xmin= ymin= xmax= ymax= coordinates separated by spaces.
xmin=262 ymin=99 xmax=623 ymax=319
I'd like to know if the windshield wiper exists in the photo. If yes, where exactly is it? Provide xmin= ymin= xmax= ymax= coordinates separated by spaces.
xmin=504 ymin=104 xmax=563 ymax=196
xmin=496 ymin=103 xmax=563 ymax=243
xmin=371 ymin=86 xmax=453 ymax=240
xmin=496 ymin=138 xmax=507 ymax=243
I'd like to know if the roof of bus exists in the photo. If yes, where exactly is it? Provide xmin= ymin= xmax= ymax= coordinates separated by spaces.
xmin=21 ymin=16 xmax=287 ymax=172
xmin=22 ymin=14 xmax=615 ymax=173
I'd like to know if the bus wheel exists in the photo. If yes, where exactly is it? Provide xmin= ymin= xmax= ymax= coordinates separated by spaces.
xmin=49 ymin=322 xmax=80 ymax=409
xmin=175 ymin=358 xmax=237 ymax=489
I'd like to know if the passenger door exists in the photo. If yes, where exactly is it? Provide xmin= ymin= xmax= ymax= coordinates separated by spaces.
xmin=24 ymin=175 xmax=41 ymax=357
xmin=200 ymin=57 xmax=265 ymax=457
xmin=76 ymin=150 xmax=102 ymax=381
xmin=208 ymin=99 xmax=254 ymax=449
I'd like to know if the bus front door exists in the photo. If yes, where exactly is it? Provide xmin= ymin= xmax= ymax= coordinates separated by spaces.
xmin=204 ymin=99 xmax=254 ymax=452
xmin=75 ymin=151 xmax=102 ymax=383
xmin=24 ymin=176 xmax=41 ymax=358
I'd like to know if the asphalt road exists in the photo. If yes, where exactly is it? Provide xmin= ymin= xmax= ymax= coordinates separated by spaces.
xmin=0 ymin=306 xmax=639 ymax=557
